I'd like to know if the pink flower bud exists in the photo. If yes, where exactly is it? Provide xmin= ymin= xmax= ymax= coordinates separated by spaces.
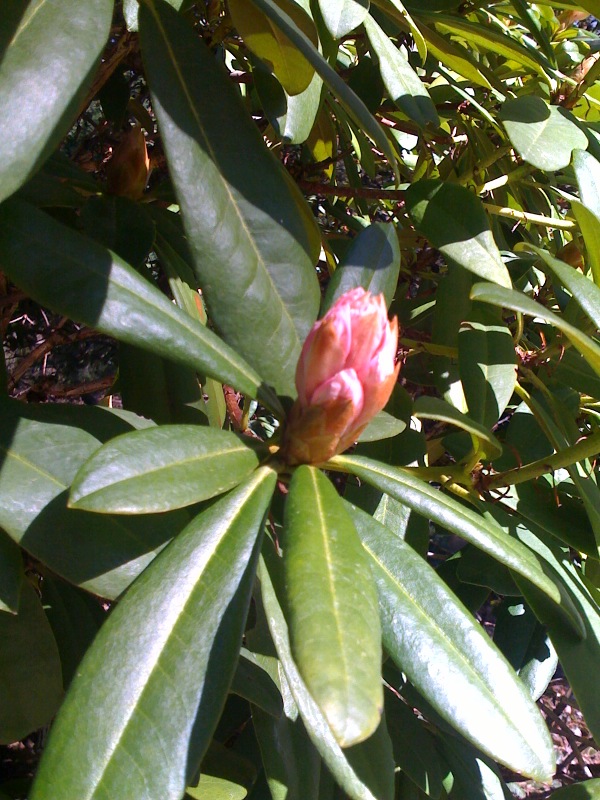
xmin=281 ymin=288 xmax=399 ymax=465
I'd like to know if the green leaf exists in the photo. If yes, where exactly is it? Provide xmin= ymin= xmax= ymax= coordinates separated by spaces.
xmin=0 ymin=399 xmax=189 ymax=599
xmin=30 ymin=467 xmax=277 ymax=800
xmin=0 ymin=200 xmax=278 ymax=411
xmin=0 ymin=0 xmax=113 ymax=204
xmin=514 ymin=529 xmax=600 ymax=746
xmin=318 ymin=0 xmax=369 ymax=38
xmin=470 ymin=282 xmax=600 ymax=378
xmin=415 ymin=20 xmax=492 ymax=89
xmin=430 ymin=13 xmax=546 ymax=76
xmin=284 ymin=466 xmax=382 ymax=747
xmin=258 ymin=553 xmax=394 ymax=800
xmin=349 ymin=504 xmax=555 ymax=781
xmin=525 ymin=243 xmax=600 ymax=330
xmin=570 ymin=199 xmax=600 ymax=287
xmin=186 ymin=741 xmax=258 ymax=800
xmin=573 ymin=148 xmax=600 ymax=219
xmin=230 ymin=648 xmax=283 ymax=718
xmin=500 ymin=97 xmax=588 ymax=171
xmin=358 ymin=411 xmax=406 ymax=443
xmin=544 ymin=779 xmax=600 ymax=800
xmin=0 ymin=529 xmax=22 ymax=614
xmin=229 ymin=0 xmax=317 ymax=95
xmin=70 ymin=426 xmax=264 ymax=513
xmin=363 ymin=15 xmax=439 ymax=128
xmin=254 ymin=64 xmax=323 ymax=145
xmin=413 ymin=395 xmax=503 ymax=459
xmin=329 ymin=453 xmax=563 ymax=605
xmin=322 ymin=222 xmax=401 ymax=313
xmin=0 ymin=580 xmax=63 ymax=744
xmin=139 ymin=0 xmax=320 ymax=397
xmin=81 ymin=195 xmax=155 ymax=269
xmin=458 ymin=309 xmax=517 ymax=429
xmin=406 ymin=180 xmax=512 ymax=288
xmin=247 ymin=0 xmax=399 ymax=172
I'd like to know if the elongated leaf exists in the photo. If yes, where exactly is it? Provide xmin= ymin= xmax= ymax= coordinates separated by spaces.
xmin=318 ymin=0 xmax=369 ymax=38
xmin=514 ymin=528 xmax=600 ymax=745
xmin=573 ymin=148 xmax=600 ymax=219
xmin=458 ymin=309 xmax=517 ymax=430
xmin=364 ymin=15 xmax=438 ymax=128
xmin=255 ymin=65 xmax=323 ymax=144
xmin=31 ymin=467 xmax=277 ymax=800
xmin=284 ymin=466 xmax=382 ymax=747
xmin=349 ymin=504 xmax=555 ymax=781
xmin=406 ymin=180 xmax=511 ymax=288
xmin=430 ymin=14 xmax=546 ymax=76
xmin=0 ymin=399 xmax=189 ymax=599
xmin=500 ymin=97 xmax=588 ymax=171
xmin=139 ymin=0 xmax=320 ymax=397
xmin=415 ymin=20 xmax=491 ymax=89
xmin=329 ymin=453 xmax=562 ymax=604
xmin=571 ymin=199 xmax=600 ymax=287
xmin=229 ymin=0 xmax=317 ymax=95
xmin=0 ymin=580 xmax=63 ymax=744
xmin=0 ymin=200 xmax=278 ymax=411
xmin=258 ymin=553 xmax=394 ymax=800
xmin=413 ymin=395 xmax=502 ymax=459
xmin=525 ymin=244 xmax=600 ymax=330
xmin=247 ymin=0 xmax=398 ymax=171
xmin=470 ymin=282 xmax=600 ymax=378
xmin=70 ymin=426 xmax=264 ymax=513
xmin=0 ymin=0 xmax=113 ymax=204
xmin=323 ymin=222 xmax=401 ymax=312
xmin=231 ymin=649 xmax=283 ymax=717
xmin=370 ymin=0 xmax=427 ymax=63
xmin=545 ymin=779 xmax=600 ymax=800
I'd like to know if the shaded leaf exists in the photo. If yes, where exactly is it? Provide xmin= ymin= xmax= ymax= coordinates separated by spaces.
xmin=0 ymin=529 xmax=22 ymax=614
xmin=413 ymin=395 xmax=503 ymax=459
xmin=139 ymin=0 xmax=320 ymax=397
xmin=30 ymin=467 xmax=277 ymax=800
xmin=0 ymin=0 xmax=113 ymax=204
xmin=318 ymin=0 xmax=369 ymax=39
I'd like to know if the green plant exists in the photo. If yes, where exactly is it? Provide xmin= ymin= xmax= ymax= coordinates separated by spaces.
xmin=1 ymin=1 xmax=600 ymax=799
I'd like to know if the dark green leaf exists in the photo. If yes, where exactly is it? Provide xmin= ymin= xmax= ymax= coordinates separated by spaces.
xmin=406 ymin=180 xmax=511 ymax=288
xmin=0 ymin=529 xmax=22 ymax=614
xmin=349 ymin=504 xmax=555 ymax=781
xmin=80 ymin=195 xmax=155 ymax=269
xmin=0 ymin=0 xmax=113 ymax=203
xmin=0 ymin=200 xmax=278 ymax=411
xmin=139 ymin=0 xmax=320 ymax=396
xmin=0 ymin=399 xmax=189 ymax=599
xmin=70 ymin=426 xmax=264 ymax=513
xmin=322 ymin=222 xmax=401 ymax=313
xmin=0 ymin=580 xmax=63 ymax=744
xmin=230 ymin=649 xmax=283 ymax=718
xmin=413 ymin=395 xmax=502 ymax=459
xmin=30 ymin=467 xmax=277 ymax=800
xmin=284 ymin=466 xmax=382 ymax=747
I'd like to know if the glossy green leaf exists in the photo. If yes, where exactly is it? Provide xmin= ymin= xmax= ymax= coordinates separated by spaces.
xmin=525 ymin=244 xmax=600 ymax=330
xmin=81 ymin=195 xmax=155 ymax=269
xmin=0 ymin=200 xmax=278 ymax=411
xmin=364 ymin=15 xmax=438 ymax=128
xmin=406 ymin=180 xmax=511 ymax=288
xmin=500 ymin=97 xmax=588 ymax=171
xmin=358 ymin=411 xmax=406 ymax=443
xmin=258 ymin=553 xmax=394 ymax=800
xmin=413 ymin=395 xmax=503 ymax=459
xmin=186 ymin=776 xmax=246 ymax=800
xmin=139 ymin=0 xmax=320 ymax=397
xmin=349 ymin=504 xmax=555 ymax=781
xmin=229 ymin=0 xmax=317 ymax=95
xmin=186 ymin=741 xmax=257 ymax=800
xmin=437 ymin=736 xmax=510 ymax=800
xmin=371 ymin=0 xmax=427 ymax=63
xmin=254 ymin=65 xmax=323 ymax=145
xmin=31 ymin=467 xmax=276 ymax=800
xmin=318 ymin=0 xmax=369 ymax=38
xmin=458 ymin=309 xmax=517 ymax=429
xmin=470 ymin=282 xmax=600 ymax=378
xmin=284 ymin=466 xmax=382 ymax=747
xmin=323 ymin=222 xmax=401 ymax=313
xmin=545 ymin=779 xmax=600 ymax=800
xmin=0 ymin=399 xmax=189 ymax=599
xmin=0 ymin=0 xmax=113 ymax=204
xmin=0 ymin=529 xmax=22 ymax=614
xmin=329 ymin=453 xmax=562 ymax=604
xmin=0 ymin=580 xmax=63 ymax=744
xmin=514 ymin=528 xmax=600 ymax=745
xmin=573 ymin=148 xmax=600 ymax=219
xmin=70 ymin=426 xmax=263 ymax=513
xmin=247 ymin=0 xmax=398 ymax=171
xmin=123 ymin=0 xmax=187 ymax=30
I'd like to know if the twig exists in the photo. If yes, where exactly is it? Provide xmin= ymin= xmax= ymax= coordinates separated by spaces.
xmin=297 ymin=179 xmax=406 ymax=201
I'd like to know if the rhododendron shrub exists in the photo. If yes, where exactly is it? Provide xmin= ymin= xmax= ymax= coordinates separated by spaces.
xmin=1 ymin=1 xmax=599 ymax=799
